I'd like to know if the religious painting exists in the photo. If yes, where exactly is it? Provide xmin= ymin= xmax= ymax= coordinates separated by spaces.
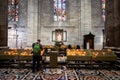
xmin=52 ymin=29 xmax=67 ymax=42
xmin=55 ymin=29 xmax=63 ymax=41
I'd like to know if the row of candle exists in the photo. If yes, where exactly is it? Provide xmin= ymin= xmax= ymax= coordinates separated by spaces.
xmin=66 ymin=49 xmax=113 ymax=57
xmin=2 ymin=49 xmax=44 ymax=56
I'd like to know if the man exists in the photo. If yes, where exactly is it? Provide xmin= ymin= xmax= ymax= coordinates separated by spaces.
xmin=32 ymin=39 xmax=43 ymax=73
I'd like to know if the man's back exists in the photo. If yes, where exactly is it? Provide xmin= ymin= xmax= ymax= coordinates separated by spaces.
xmin=32 ymin=43 xmax=41 ymax=55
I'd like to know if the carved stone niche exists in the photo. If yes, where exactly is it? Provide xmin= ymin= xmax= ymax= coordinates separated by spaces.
xmin=83 ymin=32 xmax=95 ymax=49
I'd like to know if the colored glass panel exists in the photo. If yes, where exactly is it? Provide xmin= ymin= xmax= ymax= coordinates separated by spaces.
xmin=54 ymin=0 xmax=66 ymax=21
xmin=8 ymin=0 xmax=19 ymax=22
xmin=102 ymin=0 xmax=105 ymax=21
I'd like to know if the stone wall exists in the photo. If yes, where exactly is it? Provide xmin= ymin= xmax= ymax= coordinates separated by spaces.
xmin=6 ymin=0 xmax=105 ymax=49
xmin=1 ymin=0 xmax=119 ymax=49
xmin=24 ymin=0 xmax=104 ymax=49
xmin=39 ymin=0 xmax=93 ymax=47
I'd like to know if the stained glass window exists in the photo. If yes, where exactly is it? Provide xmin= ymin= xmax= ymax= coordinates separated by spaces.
xmin=8 ymin=0 xmax=19 ymax=22
xmin=101 ymin=0 xmax=105 ymax=21
xmin=54 ymin=0 xmax=66 ymax=21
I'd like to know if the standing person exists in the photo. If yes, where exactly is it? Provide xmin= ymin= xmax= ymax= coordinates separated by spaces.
xmin=32 ymin=39 xmax=43 ymax=73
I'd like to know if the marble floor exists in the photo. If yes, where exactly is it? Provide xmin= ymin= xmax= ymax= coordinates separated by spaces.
xmin=0 ymin=67 xmax=120 ymax=80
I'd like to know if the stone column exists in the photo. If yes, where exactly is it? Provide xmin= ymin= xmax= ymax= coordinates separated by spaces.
xmin=105 ymin=0 xmax=120 ymax=47
xmin=77 ymin=0 xmax=81 ymax=44
xmin=91 ymin=0 xmax=104 ymax=49
xmin=39 ymin=0 xmax=54 ymax=45
xmin=80 ymin=0 xmax=92 ymax=47
xmin=27 ymin=0 xmax=39 ymax=47
xmin=114 ymin=0 xmax=120 ymax=47
xmin=105 ymin=0 xmax=115 ymax=47
xmin=66 ymin=0 xmax=80 ymax=45
xmin=0 ymin=0 xmax=8 ymax=47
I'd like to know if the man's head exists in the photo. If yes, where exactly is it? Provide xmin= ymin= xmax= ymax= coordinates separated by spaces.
xmin=37 ymin=39 xmax=41 ymax=43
